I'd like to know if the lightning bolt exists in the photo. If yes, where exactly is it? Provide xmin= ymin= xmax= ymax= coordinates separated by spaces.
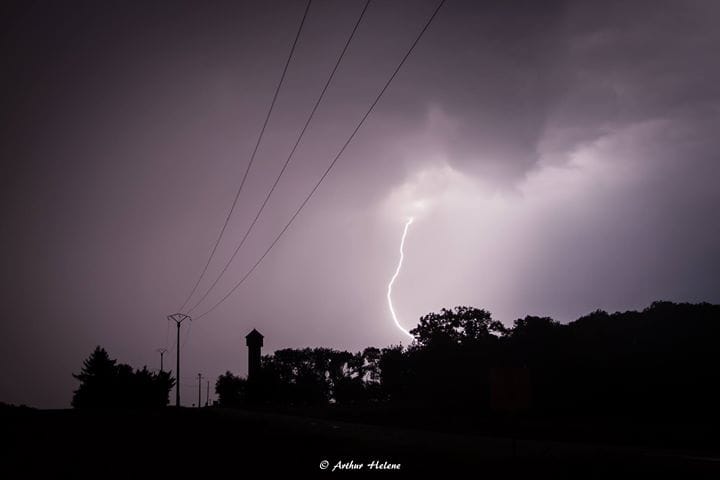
xmin=387 ymin=217 xmax=415 ymax=339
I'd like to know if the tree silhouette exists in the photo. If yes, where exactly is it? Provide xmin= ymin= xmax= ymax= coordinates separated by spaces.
xmin=410 ymin=306 xmax=506 ymax=347
xmin=72 ymin=346 xmax=174 ymax=408
xmin=72 ymin=347 xmax=118 ymax=408
xmin=211 ymin=302 xmax=720 ymax=424
xmin=216 ymin=371 xmax=247 ymax=407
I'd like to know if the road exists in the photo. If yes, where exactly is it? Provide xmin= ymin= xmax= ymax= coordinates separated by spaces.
xmin=3 ymin=407 xmax=720 ymax=477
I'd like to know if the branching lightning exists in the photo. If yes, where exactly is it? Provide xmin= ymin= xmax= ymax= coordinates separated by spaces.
xmin=387 ymin=217 xmax=415 ymax=339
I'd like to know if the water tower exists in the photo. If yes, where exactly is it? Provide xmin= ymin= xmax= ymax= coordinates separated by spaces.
xmin=245 ymin=329 xmax=263 ymax=380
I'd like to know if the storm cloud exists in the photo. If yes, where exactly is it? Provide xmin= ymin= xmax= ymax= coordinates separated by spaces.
xmin=1 ymin=0 xmax=718 ymax=407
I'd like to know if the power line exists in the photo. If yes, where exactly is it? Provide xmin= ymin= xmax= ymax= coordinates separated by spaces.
xmin=194 ymin=0 xmax=447 ymax=321
xmin=181 ymin=317 xmax=193 ymax=350
xmin=187 ymin=0 xmax=372 ymax=314
xmin=176 ymin=0 xmax=313 ymax=313
xmin=165 ymin=317 xmax=179 ymax=362
xmin=164 ymin=315 xmax=171 ymax=350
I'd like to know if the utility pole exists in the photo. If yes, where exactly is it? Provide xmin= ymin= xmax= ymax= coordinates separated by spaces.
xmin=156 ymin=348 xmax=168 ymax=372
xmin=197 ymin=373 xmax=203 ymax=408
xmin=168 ymin=313 xmax=191 ymax=407
xmin=205 ymin=380 xmax=210 ymax=407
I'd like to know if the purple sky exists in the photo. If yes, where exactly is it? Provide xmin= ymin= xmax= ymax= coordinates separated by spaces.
xmin=1 ymin=0 xmax=719 ymax=408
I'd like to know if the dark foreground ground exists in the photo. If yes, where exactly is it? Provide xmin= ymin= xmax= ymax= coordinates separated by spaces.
xmin=3 ymin=406 xmax=720 ymax=478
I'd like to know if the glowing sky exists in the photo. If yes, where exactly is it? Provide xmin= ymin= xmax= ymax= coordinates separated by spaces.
xmin=1 ymin=0 xmax=719 ymax=407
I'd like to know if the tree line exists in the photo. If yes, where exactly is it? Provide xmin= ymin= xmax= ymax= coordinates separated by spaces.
xmin=71 ymin=301 xmax=720 ymax=419
xmin=72 ymin=347 xmax=174 ymax=408
xmin=217 ymin=301 xmax=720 ymax=420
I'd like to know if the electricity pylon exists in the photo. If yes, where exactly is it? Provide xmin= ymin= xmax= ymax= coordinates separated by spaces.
xmin=167 ymin=313 xmax=191 ymax=407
